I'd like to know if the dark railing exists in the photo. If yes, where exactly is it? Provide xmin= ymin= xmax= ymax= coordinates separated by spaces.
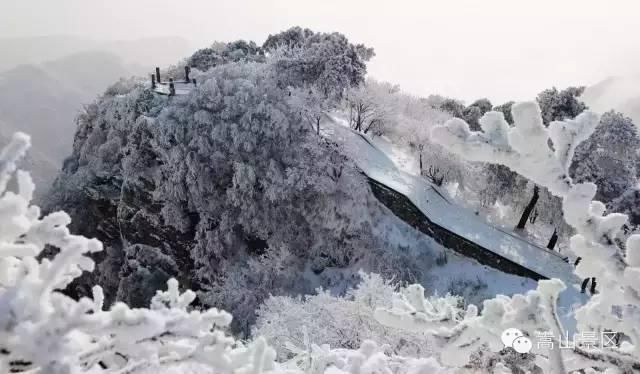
xmin=150 ymin=66 xmax=196 ymax=96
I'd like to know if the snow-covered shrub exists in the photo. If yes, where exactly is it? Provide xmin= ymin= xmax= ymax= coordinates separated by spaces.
xmin=103 ymin=77 xmax=143 ymax=97
xmin=254 ymin=273 xmax=443 ymax=359
xmin=374 ymin=101 xmax=640 ymax=372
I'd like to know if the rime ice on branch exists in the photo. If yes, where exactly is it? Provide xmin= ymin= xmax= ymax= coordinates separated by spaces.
xmin=431 ymin=102 xmax=599 ymax=196
xmin=0 ymin=132 xmax=280 ymax=374
xmin=379 ymin=101 xmax=640 ymax=372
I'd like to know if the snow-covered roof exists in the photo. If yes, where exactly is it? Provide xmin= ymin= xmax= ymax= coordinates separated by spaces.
xmin=321 ymin=116 xmax=579 ymax=285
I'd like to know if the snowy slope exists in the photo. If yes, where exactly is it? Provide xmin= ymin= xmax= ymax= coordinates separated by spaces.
xmin=321 ymin=116 xmax=578 ymax=283
xmin=320 ymin=114 xmax=586 ymax=329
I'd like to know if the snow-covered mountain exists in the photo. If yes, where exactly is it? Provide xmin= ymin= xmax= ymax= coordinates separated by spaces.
xmin=5 ymin=26 xmax=640 ymax=373
xmin=44 ymin=34 xmax=542 ymax=333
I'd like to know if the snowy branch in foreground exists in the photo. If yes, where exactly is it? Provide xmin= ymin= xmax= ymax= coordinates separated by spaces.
xmin=380 ymin=101 xmax=640 ymax=372
xmin=374 ymin=280 xmax=566 ymax=370
xmin=431 ymin=102 xmax=599 ymax=196
xmin=0 ymin=132 xmax=283 ymax=374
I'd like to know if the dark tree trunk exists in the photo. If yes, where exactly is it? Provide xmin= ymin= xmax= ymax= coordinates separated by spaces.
xmin=419 ymin=152 xmax=423 ymax=172
xmin=581 ymin=278 xmax=589 ymax=293
xmin=547 ymin=229 xmax=559 ymax=250
xmin=151 ymin=74 xmax=156 ymax=89
xmin=363 ymin=120 xmax=372 ymax=134
xmin=590 ymin=277 xmax=597 ymax=294
xmin=516 ymin=185 xmax=539 ymax=230
xmin=316 ymin=117 xmax=320 ymax=135
xmin=155 ymin=67 xmax=161 ymax=83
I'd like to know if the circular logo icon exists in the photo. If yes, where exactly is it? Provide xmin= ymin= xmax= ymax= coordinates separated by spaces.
xmin=501 ymin=328 xmax=524 ymax=347
xmin=512 ymin=336 xmax=533 ymax=353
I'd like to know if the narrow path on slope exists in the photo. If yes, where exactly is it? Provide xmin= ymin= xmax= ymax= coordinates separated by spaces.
xmin=320 ymin=115 xmax=579 ymax=286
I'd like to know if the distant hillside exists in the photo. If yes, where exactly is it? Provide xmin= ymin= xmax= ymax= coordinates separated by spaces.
xmin=0 ymin=35 xmax=192 ymax=72
xmin=0 ymin=51 xmax=145 ymax=196
xmin=582 ymin=75 xmax=640 ymax=125
xmin=44 ymin=51 xmax=140 ymax=94
xmin=0 ymin=125 xmax=58 ymax=192
xmin=0 ymin=63 xmax=85 ymax=159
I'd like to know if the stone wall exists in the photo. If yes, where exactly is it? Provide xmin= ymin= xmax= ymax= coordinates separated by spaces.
xmin=367 ymin=178 xmax=546 ymax=281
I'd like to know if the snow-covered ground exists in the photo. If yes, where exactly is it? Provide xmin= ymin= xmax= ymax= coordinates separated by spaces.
xmin=320 ymin=114 xmax=586 ymax=329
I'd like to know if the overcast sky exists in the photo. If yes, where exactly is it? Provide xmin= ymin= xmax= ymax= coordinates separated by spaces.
xmin=2 ymin=0 xmax=639 ymax=103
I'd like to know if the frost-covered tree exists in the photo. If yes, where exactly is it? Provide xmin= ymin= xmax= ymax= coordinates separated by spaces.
xmin=263 ymin=26 xmax=315 ymax=50
xmin=345 ymin=79 xmax=399 ymax=135
xmin=469 ymin=98 xmax=493 ymax=115
xmin=415 ymin=101 xmax=640 ymax=372
xmin=289 ymin=86 xmax=331 ymax=135
xmin=188 ymin=40 xmax=265 ymax=71
xmin=494 ymin=101 xmax=515 ymax=125
xmin=369 ymin=90 xmax=478 ymax=188
xmin=265 ymin=28 xmax=375 ymax=95
xmin=571 ymin=110 xmax=640 ymax=202
xmin=478 ymin=164 xmax=532 ymax=223
xmin=462 ymin=98 xmax=493 ymax=131
xmin=437 ymin=98 xmax=493 ymax=132
xmin=438 ymin=98 xmax=465 ymax=119
xmin=536 ymin=86 xmax=587 ymax=125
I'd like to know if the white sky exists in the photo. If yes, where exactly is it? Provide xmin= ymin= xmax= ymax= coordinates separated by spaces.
xmin=2 ymin=0 xmax=639 ymax=103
